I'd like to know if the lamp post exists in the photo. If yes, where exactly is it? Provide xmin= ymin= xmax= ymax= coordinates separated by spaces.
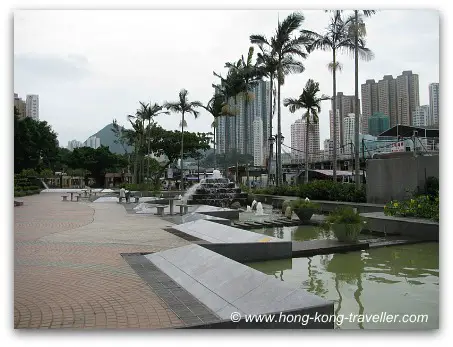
xmin=280 ymin=134 xmax=285 ymax=184
xmin=268 ymin=135 xmax=276 ymax=187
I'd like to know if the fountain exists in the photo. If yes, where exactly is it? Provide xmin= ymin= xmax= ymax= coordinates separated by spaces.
xmin=183 ymin=169 xmax=248 ymax=207
xmin=255 ymin=202 xmax=265 ymax=216
xmin=246 ymin=206 xmax=252 ymax=212
xmin=251 ymin=200 xmax=258 ymax=211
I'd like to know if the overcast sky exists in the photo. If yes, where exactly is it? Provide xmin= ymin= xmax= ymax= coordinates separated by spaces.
xmin=13 ymin=9 xmax=439 ymax=149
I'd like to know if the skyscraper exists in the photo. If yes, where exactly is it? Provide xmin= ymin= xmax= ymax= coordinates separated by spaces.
xmin=67 ymin=140 xmax=83 ymax=151
xmin=217 ymin=80 xmax=271 ymax=159
xmin=253 ymin=118 xmax=264 ymax=166
xmin=343 ymin=114 xmax=363 ymax=154
xmin=291 ymin=118 xmax=320 ymax=163
xmin=429 ymin=83 xmax=439 ymax=126
xmin=377 ymin=75 xmax=398 ymax=127
xmin=361 ymin=79 xmax=379 ymax=134
xmin=331 ymin=92 xmax=360 ymax=146
xmin=25 ymin=94 xmax=39 ymax=120
xmin=412 ymin=105 xmax=430 ymax=127
xmin=396 ymin=71 xmax=420 ymax=126
xmin=329 ymin=109 xmax=341 ymax=149
xmin=368 ymin=112 xmax=390 ymax=136
xmin=14 ymin=93 xmax=26 ymax=118
xmin=84 ymin=136 xmax=101 ymax=149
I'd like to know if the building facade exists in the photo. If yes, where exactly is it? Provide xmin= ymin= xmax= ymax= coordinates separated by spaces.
xmin=361 ymin=79 xmax=379 ymax=134
xmin=290 ymin=118 xmax=320 ymax=163
xmin=84 ymin=136 xmax=101 ymax=149
xmin=67 ymin=140 xmax=83 ymax=151
xmin=14 ymin=93 xmax=26 ymax=118
xmin=377 ymin=75 xmax=398 ymax=127
xmin=396 ymin=71 xmax=420 ymax=126
xmin=331 ymin=92 xmax=360 ymax=147
xmin=343 ymin=113 xmax=363 ymax=154
xmin=25 ymin=94 xmax=39 ymax=120
xmin=412 ymin=105 xmax=430 ymax=127
xmin=429 ymin=83 xmax=439 ymax=126
xmin=368 ymin=112 xmax=390 ymax=136
xmin=253 ymin=118 xmax=264 ymax=166
xmin=329 ymin=109 xmax=341 ymax=150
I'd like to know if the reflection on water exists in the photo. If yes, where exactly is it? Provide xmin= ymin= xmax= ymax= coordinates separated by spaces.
xmin=247 ymin=243 xmax=439 ymax=329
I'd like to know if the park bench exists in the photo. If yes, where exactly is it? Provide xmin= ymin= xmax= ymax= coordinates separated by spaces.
xmin=61 ymin=195 xmax=68 ymax=201
xmin=176 ymin=204 xmax=189 ymax=215
xmin=75 ymin=195 xmax=81 ymax=202
xmin=156 ymin=205 xmax=168 ymax=217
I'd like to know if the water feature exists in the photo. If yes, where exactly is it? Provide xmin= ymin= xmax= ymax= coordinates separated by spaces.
xmin=255 ymin=202 xmax=265 ymax=216
xmin=183 ymin=169 xmax=247 ymax=207
xmin=247 ymin=243 xmax=439 ymax=329
xmin=246 ymin=206 xmax=252 ymax=212
xmin=251 ymin=200 xmax=257 ymax=210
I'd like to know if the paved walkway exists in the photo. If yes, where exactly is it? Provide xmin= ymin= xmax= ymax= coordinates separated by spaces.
xmin=14 ymin=193 xmax=190 ymax=329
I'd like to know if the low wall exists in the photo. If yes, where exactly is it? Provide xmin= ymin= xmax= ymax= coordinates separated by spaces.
xmin=252 ymin=194 xmax=384 ymax=214
xmin=201 ymin=242 xmax=292 ymax=262
xmin=361 ymin=212 xmax=439 ymax=241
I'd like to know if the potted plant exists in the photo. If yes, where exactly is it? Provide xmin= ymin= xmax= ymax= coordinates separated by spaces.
xmin=291 ymin=198 xmax=320 ymax=222
xmin=326 ymin=207 xmax=365 ymax=242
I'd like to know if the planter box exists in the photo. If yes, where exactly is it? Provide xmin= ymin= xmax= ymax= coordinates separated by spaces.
xmin=331 ymin=223 xmax=362 ymax=242
xmin=293 ymin=208 xmax=317 ymax=222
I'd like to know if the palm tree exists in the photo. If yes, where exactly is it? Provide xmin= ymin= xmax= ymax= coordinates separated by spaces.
xmin=164 ymin=89 xmax=202 ymax=190
xmin=201 ymin=93 xmax=234 ymax=170
xmin=351 ymin=10 xmax=375 ymax=189
xmin=284 ymin=79 xmax=330 ymax=183
xmin=136 ymin=102 xmax=169 ymax=179
xmin=225 ymin=46 xmax=263 ymax=155
xmin=303 ymin=10 xmax=373 ymax=182
xmin=250 ymin=12 xmax=311 ymax=186
xmin=126 ymin=115 xmax=145 ymax=184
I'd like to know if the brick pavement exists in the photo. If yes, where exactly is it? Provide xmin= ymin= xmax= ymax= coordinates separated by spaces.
xmin=14 ymin=193 xmax=191 ymax=329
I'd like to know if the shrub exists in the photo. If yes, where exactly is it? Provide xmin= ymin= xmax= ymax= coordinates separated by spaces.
xmin=425 ymin=176 xmax=439 ymax=197
xmin=290 ymin=198 xmax=320 ymax=210
xmin=384 ymin=194 xmax=439 ymax=221
xmin=281 ymin=200 xmax=292 ymax=213
xmin=326 ymin=207 xmax=364 ymax=225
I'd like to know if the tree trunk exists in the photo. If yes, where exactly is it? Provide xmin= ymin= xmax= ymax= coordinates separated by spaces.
xmin=244 ymin=91 xmax=248 ymax=155
xmin=268 ymin=75 xmax=273 ymax=187
xmin=332 ymin=49 xmax=337 ymax=182
xmin=180 ymin=111 xmax=185 ymax=190
xmin=213 ymin=126 xmax=217 ymax=170
xmin=277 ymin=64 xmax=282 ymax=186
xmin=354 ymin=10 xmax=361 ymax=189
xmin=305 ymin=117 xmax=309 ymax=184
xmin=133 ymin=146 xmax=138 ymax=184
xmin=234 ymin=95 xmax=238 ymax=152
xmin=147 ymin=118 xmax=151 ymax=180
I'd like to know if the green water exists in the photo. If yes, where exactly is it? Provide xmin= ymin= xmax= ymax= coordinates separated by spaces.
xmin=247 ymin=243 xmax=439 ymax=329
xmin=252 ymin=225 xmax=377 ymax=242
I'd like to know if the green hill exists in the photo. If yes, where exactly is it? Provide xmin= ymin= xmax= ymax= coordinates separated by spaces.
xmin=87 ymin=123 xmax=134 ymax=155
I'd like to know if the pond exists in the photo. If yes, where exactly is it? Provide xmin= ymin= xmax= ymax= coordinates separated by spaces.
xmin=246 ymin=243 xmax=439 ymax=329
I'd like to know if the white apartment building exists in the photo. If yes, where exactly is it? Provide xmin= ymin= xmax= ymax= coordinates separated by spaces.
xmin=253 ymin=118 xmax=264 ymax=166
xmin=329 ymin=109 xmax=341 ymax=149
xmin=84 ymin=136 xmax=101 ymax=149
xmin=412 ymin=105 xmax=430 ymax=127
xmin=291 ymin=118 xmax=320 ymax=163
xmin=343 ymin=113 xmax=363 ymax=154
xmin=26 ymin=94 xmax=39 ymax=120
xmin=67 ymin=140 xmax=83 ymax=151
xmin=429 ymin=83 xmax=439 ymax=126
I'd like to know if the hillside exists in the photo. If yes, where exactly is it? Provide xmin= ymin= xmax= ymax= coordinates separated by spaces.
xmin=87 ymin=123 xmax=134 ymax=155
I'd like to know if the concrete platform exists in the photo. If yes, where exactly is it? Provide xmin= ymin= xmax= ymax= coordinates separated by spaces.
xmin=361 ymin=212 xmax=439 ymax=241
xmin=172 ymin=219 xmax=292 ymax=262
xmin=145 ymin=244 xmax=334 ymax=328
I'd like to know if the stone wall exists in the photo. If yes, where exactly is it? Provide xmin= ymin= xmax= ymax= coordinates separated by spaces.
xmin=366 ymin=154 xmax=439 ymax=204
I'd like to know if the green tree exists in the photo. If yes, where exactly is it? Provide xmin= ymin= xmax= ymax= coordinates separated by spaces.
xmin=284 ymin=79 xmax=330 ymax=183
xmin=304 ymin=11 xmax=373 ymax=181
xmin=164 ymin=89 xmax=203 ymax=190
xmin=250 ymin=12 xmax=311 ymax=186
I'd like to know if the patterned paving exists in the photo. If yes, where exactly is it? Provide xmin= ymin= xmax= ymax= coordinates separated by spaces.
xmin=14 ymin=193 xmax=191 ymax=329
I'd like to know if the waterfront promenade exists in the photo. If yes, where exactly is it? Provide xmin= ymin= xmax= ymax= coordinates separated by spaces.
xmin=14 ymin=193 xmax=190 ymax=329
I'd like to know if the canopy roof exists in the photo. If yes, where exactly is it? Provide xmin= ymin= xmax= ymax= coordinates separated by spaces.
xmin=378 ymin=124 xmax=439 ymax=138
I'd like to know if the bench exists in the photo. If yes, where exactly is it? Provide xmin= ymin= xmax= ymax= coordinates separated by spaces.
xmin=176 ymin=204 xmax=189 ymax=215
xmin=134 ymin=196 xmax=140 ymax=203
xmin=75 ymin=195 xmax=81 ymax=202
xmin=156 ymin=205 xmax=168 ymax=217
xmin=61 ymin=195 xmax=68 ymax=201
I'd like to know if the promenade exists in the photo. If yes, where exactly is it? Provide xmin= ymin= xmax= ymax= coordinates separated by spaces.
xmin=14 ymin=193 xmax=190 ymax=329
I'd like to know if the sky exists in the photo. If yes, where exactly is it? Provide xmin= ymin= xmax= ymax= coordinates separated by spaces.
xmin=13 ymin=9 xmax=439 ymax=149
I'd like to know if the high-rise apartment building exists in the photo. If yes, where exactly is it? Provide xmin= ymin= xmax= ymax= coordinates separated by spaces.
xmin=84 ymin=136 xmax=101 ymax=149
xmin=343 ymin=113 xmax=363 ymax=154
xmin=396 ymin=71 xmax=420 ymax=126
xmin=361 ymin=79 xmax=379 ymax=134
xmin=217 ymin=80 xmax=271 ymax=159
xmin=368 ymin=112 xmax=390 ymax=136
xmin=412 ymin=105 xmax=430 ymax=127
xmin=25 ymin=94 xmax=39 ymax=120
xmin=253 ymin=118 xmax=264 ymax=166
xmin=329 ymin=109 xmax=341 ymax=150
xmin=377 ymin=75 xmax=398 ymax=127
xmin=323 ymin=139 xmax=333 ymax=161
xmin=331 ymin=92 xmax=360 ymax=147
xmin=429 ymin=83 xmax=439 ymax=126
xmin=14 ymin=93 xmax=26 ymax=118
xmin=67 ymin=140 xmax=83 ymax=151
xmin=291 ymin=118 xmax=320 ymax=163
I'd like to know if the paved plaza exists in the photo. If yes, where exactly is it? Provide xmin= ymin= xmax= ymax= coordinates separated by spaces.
xmin=14 ymin=193 xmax=191 ymax=329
